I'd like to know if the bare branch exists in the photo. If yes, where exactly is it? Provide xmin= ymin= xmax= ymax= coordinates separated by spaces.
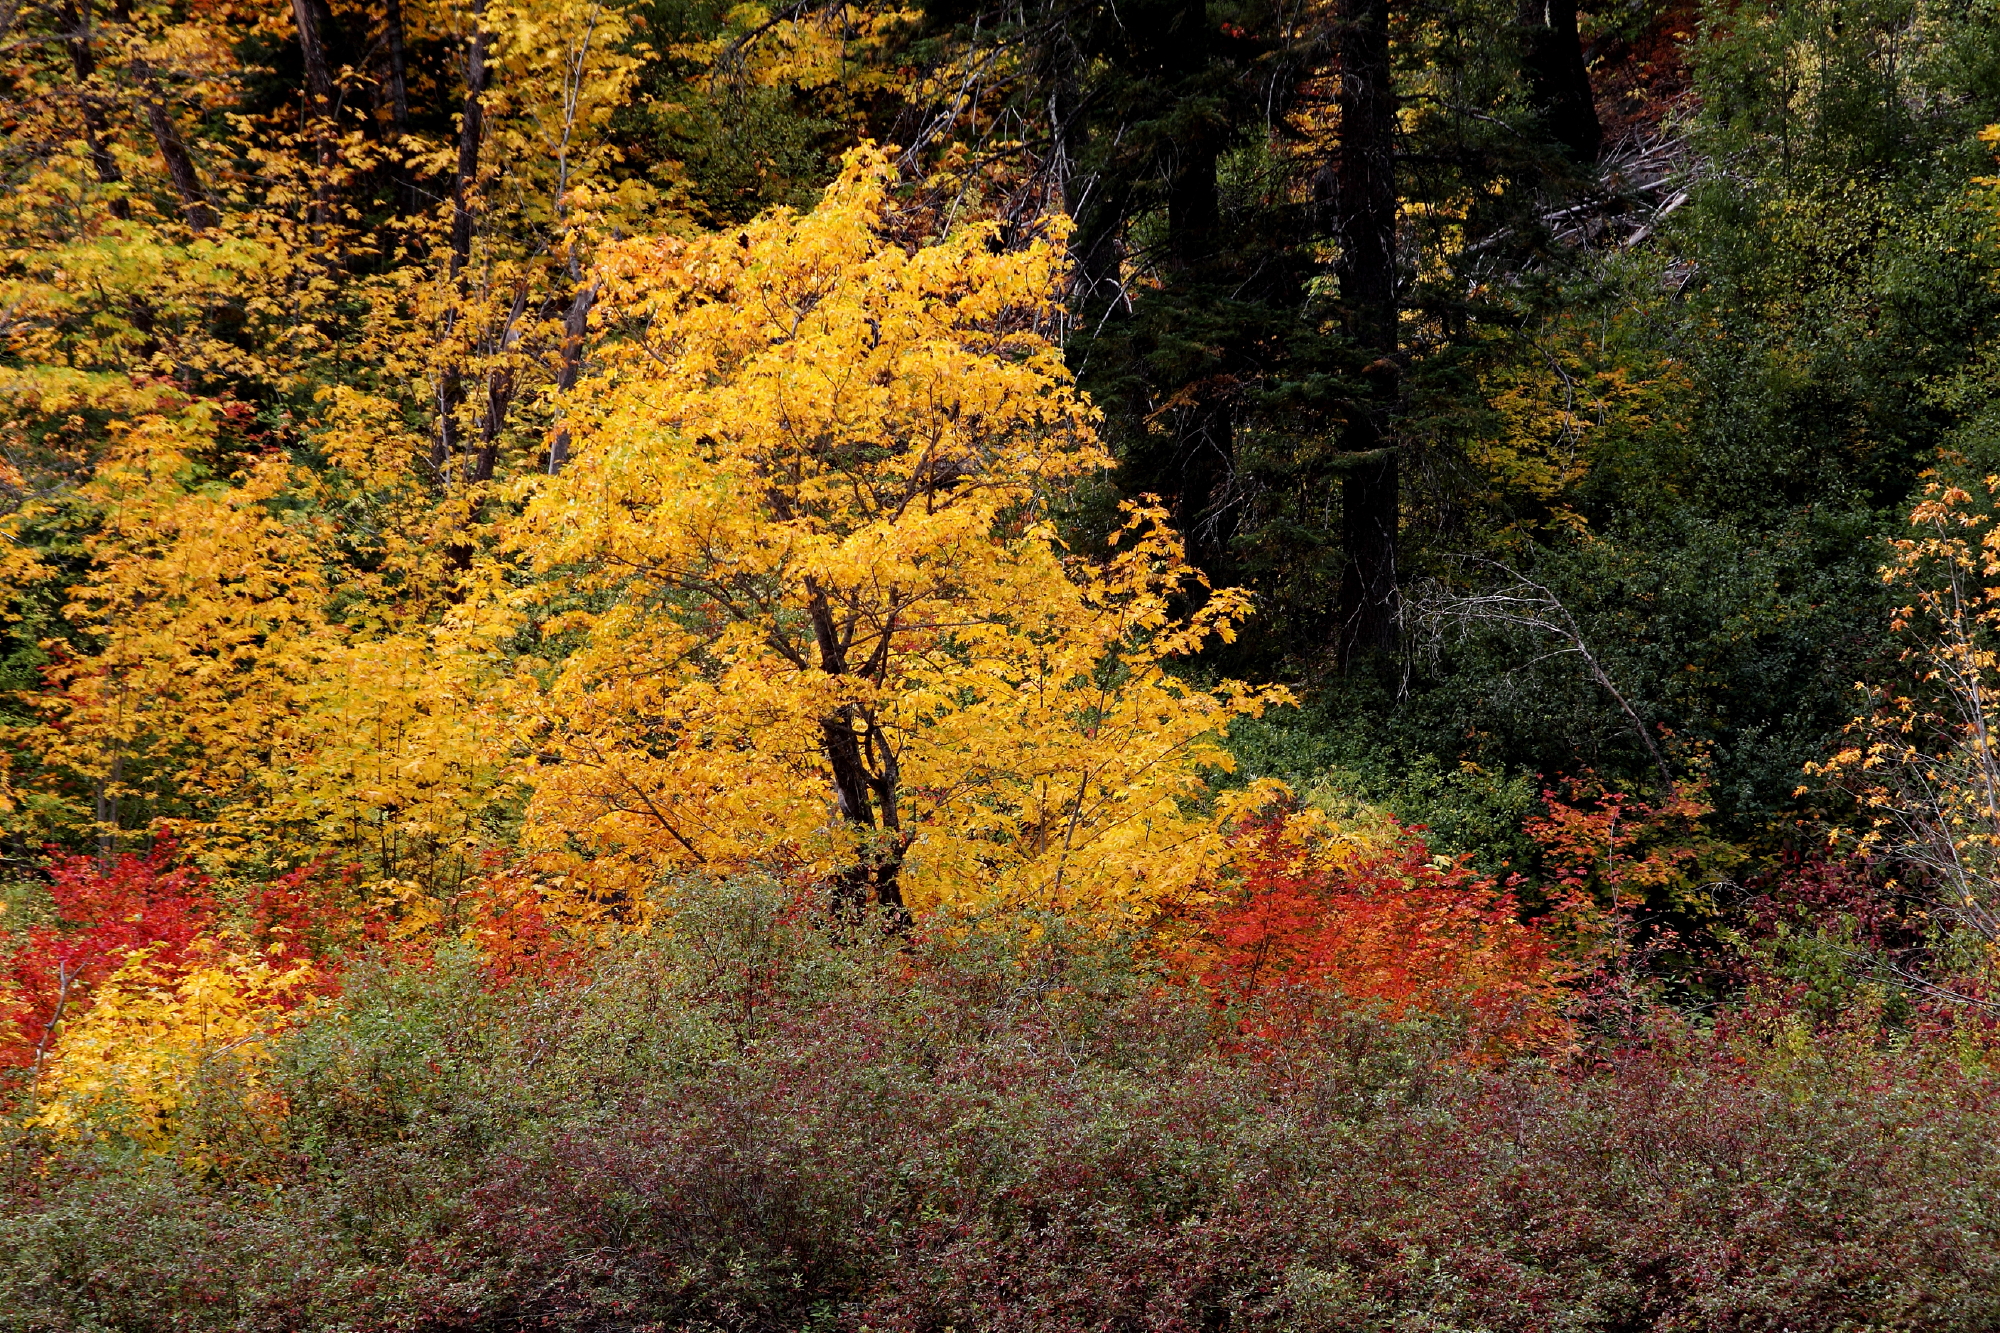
xmin=1408 ymin=557 xmax=1675 ymax=793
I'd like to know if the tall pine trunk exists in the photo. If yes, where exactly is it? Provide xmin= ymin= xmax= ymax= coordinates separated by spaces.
xmin=1334 ymin=0 xmax=1398 ymax=666
xmin=1519 ymin=0 xmax=1601 ymax=162
xmin=1163 ymin=0 xmax=1232 ymax=578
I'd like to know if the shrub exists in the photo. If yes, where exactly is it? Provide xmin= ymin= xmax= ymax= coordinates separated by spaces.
xmin=1 ymin=876 xmax=1996 ymax=1332
xmin=1 ymin=850 xmax=215 ymax=1086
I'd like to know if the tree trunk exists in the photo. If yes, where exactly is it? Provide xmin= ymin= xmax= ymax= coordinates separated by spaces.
xmin=290 ymin=0 xmax=335 ymax=107
xmin=137 ymin=85 xmax=215 ymax=231
xmin=1339 ymin=443 xmax=1398 ymax=660
xmin=109 ymin=0 xmax=214 ymax=231
xmin=450 ymin=0 xmax=489 ymax=278
xmin=1161 ymin=0 xmax=1233 ymax=578
xmin=807 ymin=584 xmax=909 ymax=923
xmin=547 ymin=280 xmax=597 ymax=474
xmin=465 ymin=285 xmax=529 ymax=483
xmin=435 ymin=3 xmax=490 ymax=471
xmin=1519 ymin=0 xmax=1601 ymax=163
xmin=58 ymin=1 xmax=128 ymax=217
xmin=433 ymin=366 xmax=463 ymax=474
xmin=1334 ymin=0 xmax=1398 ymax=666
xmin=469 ymin=367 xmax=512 ymax=483
xmin=1166 ymin=135 xmax=1233 ymax=575
xmin=384 ymin=0 xmax=410 ymax=132
xmin=288 ymin=0 xmax=341 ymax=229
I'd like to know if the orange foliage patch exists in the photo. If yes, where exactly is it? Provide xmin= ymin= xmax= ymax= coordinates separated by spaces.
xmin=1526 ymin=773 xmax=1730 ymax=910
xmin=1182 ymin=812 xmax=1580 ymax=1055
xmin=461 ymin=870 xmax=588 ymax=985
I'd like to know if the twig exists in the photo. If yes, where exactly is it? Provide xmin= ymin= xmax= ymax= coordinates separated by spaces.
xmin=1409 ymin=558 xmax=1675 ymax=793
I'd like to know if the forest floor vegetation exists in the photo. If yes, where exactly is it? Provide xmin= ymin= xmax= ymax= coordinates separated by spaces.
xmin=4 ymin=864 xmax=1999 ymax=1332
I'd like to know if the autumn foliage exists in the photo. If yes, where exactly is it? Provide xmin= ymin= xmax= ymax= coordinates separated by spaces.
xmin=512 ymin=147 xmax=1285 ymax=924
xmin=0 ymin=0 xmax=1631 ymax=1135
xmin=4 ymin=3 xmax=2000 ymax=1322
xmin=1526 ymin=772 xmax=1736 ymax=914
xmin=0 ymin=849 xmax=215 ymax=1080
xmin=1183 ymin=811 xmax=1578 ymax=1053
xmin=0 ymin=848 xmax=341 ymax=1150
xmin=3 ymin=888 xmax=1996 ymax=1333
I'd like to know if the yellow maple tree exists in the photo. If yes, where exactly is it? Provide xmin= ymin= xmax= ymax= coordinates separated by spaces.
xmin=510 ymin=146 xmax=1287 ymax=924
xmin=28 ymin=408 xmax=509 ymax=892
xmin=0 ymin=0 xmax=651 ymax=887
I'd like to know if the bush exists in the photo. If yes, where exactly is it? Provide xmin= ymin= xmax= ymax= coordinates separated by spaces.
xmin=2 ymin=876 xmax=1997 ymax=1332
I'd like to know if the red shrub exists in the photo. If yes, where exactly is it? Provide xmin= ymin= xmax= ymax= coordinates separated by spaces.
xmin=0 ymin=847 xmax=216 ymax=1076
xmin=462 ymin=869 xmax=588 ymax=985
xmin=1182 ymin=812 xmax=1580 ymax=1054
xmin=1525 ymin=772 xmax=1733 ymax=910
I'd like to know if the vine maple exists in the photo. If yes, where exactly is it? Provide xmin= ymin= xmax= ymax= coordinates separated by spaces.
xmin=0 ymin=848 xmax=214 ymax=1084
xmin=28 ymin=939 xmax=315 ymax=1150
xmin=510 ymin=146 xmax=1286 ymax=923
xmin=1184 ymin=810 xmax=1578 ymax=1054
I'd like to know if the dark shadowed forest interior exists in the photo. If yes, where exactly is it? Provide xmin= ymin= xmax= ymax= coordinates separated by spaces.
xmin=6 ymin=0 xmax=2000 ymax=1327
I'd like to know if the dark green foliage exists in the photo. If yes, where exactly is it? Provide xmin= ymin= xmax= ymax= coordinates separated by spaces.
xmin=1239 ymin=0 xmax=2000 ymax=861
xmin=612 ymin=0 xmax=853 ymax=225
xmin=1226 ymin=707 xmax=1543 ymax=874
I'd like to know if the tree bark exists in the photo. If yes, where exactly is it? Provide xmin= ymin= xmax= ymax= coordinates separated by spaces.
xmin=137 ymin=85 xmax=215 ymax=231
xmin=434 ymin=2 xmax=491 ymax=472
xmin=469 ymin=366 xmax=513 ymax=483
xmin=57 ymin=1 xmax=127 ymax=217
xmin=290 ymin=0 xmax=335 ymax=108
xmin=450 ymin=0 xmax=489 ymax=279
xmin=1161 ymin=0 xmax=1234 ymax=578
xmin=108 ymin=0 xmax=214 ymax=231
xmin=1334 ymin=0 xmax=1399 ymax=666
xmin=465 ymin=285 xmax=529 ymax=483
xmin=432 ymin=368 xmax=462 ymax=474
xmin=289 ymin=0 xmax=340 ymax=229
xmin=1519 ymin=0 xmax=1600 ymax=163
xmin=384 ymin=0 xmax=411 ymax=133
xmin=547 ymin=280 xmax=598 ymax=474
xmin=806 ymin=583 xmax=909 ymax=923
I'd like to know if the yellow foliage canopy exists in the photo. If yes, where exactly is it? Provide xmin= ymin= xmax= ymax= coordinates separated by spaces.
xmin=29 ymin=409 xmax=507 ymax=890
xmin=30 ymin=940 xmax=313 ymax=1150
xmin=512 ymin=147 xmax=1287 ymax=923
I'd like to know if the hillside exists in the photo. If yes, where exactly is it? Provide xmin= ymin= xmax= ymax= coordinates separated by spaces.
xmin=4 ymin=1 xmax=2000 ymax=1328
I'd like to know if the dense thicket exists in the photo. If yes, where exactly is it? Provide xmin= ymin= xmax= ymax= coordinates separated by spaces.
xmin=6 ymin=0 xmax=2000 ymax=1326
xmin=7 ymin=881 xmax=2000 ymax=1333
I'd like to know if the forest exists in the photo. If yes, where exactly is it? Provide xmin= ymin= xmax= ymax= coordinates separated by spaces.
xmin=4 ymin=0 xmax=2000 ymax=1326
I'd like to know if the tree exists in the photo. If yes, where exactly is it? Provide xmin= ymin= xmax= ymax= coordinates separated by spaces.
xmin=898 ymin=0 xmax=1622 ymax=676
xmin=510 ymin=147 xmax=1286 ymax=923
xmin=23 ymin=413 xmax=509 ymax=891
xmin=1332 ymin=0 xmax=1400 ymax=664
xmin=0 ymin=0 xmax=657 ymax=876
xmin=1824 ymin=473 xmax=2000 ymax=948
xmin=1516 ymin=0 xmax=1599 ymax=163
